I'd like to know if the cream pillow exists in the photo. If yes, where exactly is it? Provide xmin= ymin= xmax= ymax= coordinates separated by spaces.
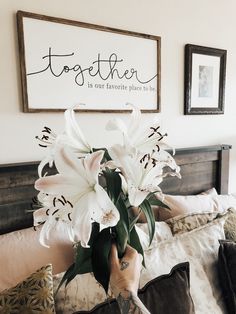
xmin=154 ymin=188 xmax=218 ymax=221
xmin=140 ymin=215 xmax=228 ymax=314
xmin=213 ymin=194 xmax=236 ymax=212
xmin=158 ymin=191 xmax=236 ymax=221
xmin=158 ymin=194 xmax=219 ymax=220
xmin=53 ymin=221 xmax=173 ymax=313
xmin=0 ymin=225 xmax=74 ymax=292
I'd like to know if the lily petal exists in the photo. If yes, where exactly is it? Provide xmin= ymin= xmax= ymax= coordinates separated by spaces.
xmin=64 ymin=108 xmax=91 ymax=153
xmin=84 ymin=150 xmax=104 ymax=184
xmin=94 ymin=184 xmax=120 ymax=229
xmin=35 ymin=174 xmax=89 ymax=197
xmin=128 ymin=184 xmax=149 ymax=207
xmin=72 ymin=192 xmax=96 ymax=247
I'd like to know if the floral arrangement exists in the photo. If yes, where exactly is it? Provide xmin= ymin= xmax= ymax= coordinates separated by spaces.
xmin=33 ymin=105 xmax=180 ymax=292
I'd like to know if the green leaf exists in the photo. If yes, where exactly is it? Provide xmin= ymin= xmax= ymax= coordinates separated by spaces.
xmin=129 ymin=209 xmax=141 ymax=232
xmin=147 ymin=193 xmax=170 ymax=210
xmin=55 ymin=263 xmax=75 ymax=294
xmin=103 ymin=170 xmax=122 ymax=203
xmin=115 ymin=196 xmax=130 ymax=258
xmin=93 ymin=147 xmax=111 ymax=161
xmin=73 ymin=222 xmax=100 ymax=274
xmin=140 ymin=199 xmax=155 ymax=246
xmin=74 ymin=245 xmax=93 ymax=274
xmin=56 ymin=223 xmax=100 ymax=293
xmin=129 ymin=226 xmax=145 ymax=267
xmin=115 ymin=220 xmax=128 ymax=258
xmin=92 ymin=228 xmax=112 ymax=293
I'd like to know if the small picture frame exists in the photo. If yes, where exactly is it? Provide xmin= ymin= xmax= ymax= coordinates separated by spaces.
xmin=184 ymin=44 xmax=227 ymax=115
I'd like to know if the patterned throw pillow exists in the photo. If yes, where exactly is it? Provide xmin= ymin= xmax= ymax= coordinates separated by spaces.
xmin=224 ymin=208 xmax=236 ymax=242
xmin=0 ymin=264 xmax=55 ymax=314
xmin=165 ymin=210 xmax=228 ymax=235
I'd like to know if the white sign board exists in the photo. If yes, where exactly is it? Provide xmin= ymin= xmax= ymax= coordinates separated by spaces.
xmin=17 ymin=11 xmax=161 ymax=112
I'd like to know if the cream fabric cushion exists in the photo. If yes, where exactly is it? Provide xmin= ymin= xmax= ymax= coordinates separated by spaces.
xmin=53 ymin=222 xmax=173 ymax=313
xmin=140 ymin=216 xmax=228 ymax=314
xmin=158 ymin=191 xmax=236 ymax=220
xmin=213 ymin=194 xmax=236 ymax=212
xmin=0 ymin=225 xmax=74 ymax=292
xmin=150 ymin=188 xmax=217 ymax=221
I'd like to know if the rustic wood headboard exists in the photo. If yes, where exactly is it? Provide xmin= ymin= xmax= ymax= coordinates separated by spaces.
xmin=0 ymin=144 xmax=231 ymax=235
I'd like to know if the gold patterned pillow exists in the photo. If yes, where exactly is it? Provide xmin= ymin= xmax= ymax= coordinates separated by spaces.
xmin=224 ymin=208 xmax=236 ymax=241
xmin=0 ymin=264 xmax=55 ymax=313
xmin=165 ymin=210 xmax=229 ymax=235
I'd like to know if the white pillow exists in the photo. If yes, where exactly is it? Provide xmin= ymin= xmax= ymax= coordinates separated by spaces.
xmin=160 ymin=194 xmax=219 ymax=219
xmin=140 ymin=215 xmax=228 ymax=314
xmin=158 ymin=190 xmax=236 ymax=221
xmin=213 ymin=194 xmax=236 ymax=212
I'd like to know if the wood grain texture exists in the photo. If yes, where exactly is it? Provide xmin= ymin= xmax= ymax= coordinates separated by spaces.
xmin=0 ymin=144 xmax=231 ymax=234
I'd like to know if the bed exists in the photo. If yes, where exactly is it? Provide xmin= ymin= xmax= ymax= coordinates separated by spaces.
xmin=0 ymin=144 xmax=235 ymax=314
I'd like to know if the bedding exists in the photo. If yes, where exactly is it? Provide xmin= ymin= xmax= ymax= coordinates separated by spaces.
xmin=156 ymin=191 xmax=236 ymax=221
xmin=140 ymin=213 xmax=228 ymax=314
xmin=224 ymin=208 xmax=236 ymax=242
xmin=54 ymin=213 xmax=229 ymax=313
xmin=165 ymin=210 xmax=229 ymax=235
xmin=218 ymin=240 xmax=236 ymax=314
xmin=0 ymin=225 xmax=74 ymax=292
xmin=0 ymin=145 xmax=234 ymax=312
xmin=53 ymin=222 xmax=174 ymax=313
xmin=70 ymin=263 xmax=194 ymax=314
xmin=0 ymin=264 xmax=55 ymax=313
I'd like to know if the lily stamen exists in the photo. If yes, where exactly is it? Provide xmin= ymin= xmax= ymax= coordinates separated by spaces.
xmin=42 ymin=126 xmax=57 ymax=138
xmin=52 ymin=209 xmax=59 ymax=216
xmin=53 ymin=197 xmax=57 ymax=207
xmin=67 ymin=200 xmax=73 ymax=208
xmin=58 ymin=198 xmax=65 ymax=206
xmin=35 ymin=136 xmax=53 ymax=146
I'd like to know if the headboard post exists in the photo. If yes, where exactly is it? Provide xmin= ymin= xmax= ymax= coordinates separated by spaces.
xmin=218 ymin=144 xmax=232 ymax=194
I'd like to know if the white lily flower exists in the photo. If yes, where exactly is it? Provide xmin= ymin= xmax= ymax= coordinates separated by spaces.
xmin=108 ymin=144 xmax=180 ymax=207
xmin=35 ymin=148 xmax=120 ymax=248
xmin=33 ymin=193 xmax=75 ymax=247
xmin=106 ymin=105 xmax=171 ymax=154
xmin=37 ymin=107 xmax=91 ymax=177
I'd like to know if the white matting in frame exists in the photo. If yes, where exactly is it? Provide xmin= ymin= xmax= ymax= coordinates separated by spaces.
xmin=17 ymin=11 xmax=161 ymax=113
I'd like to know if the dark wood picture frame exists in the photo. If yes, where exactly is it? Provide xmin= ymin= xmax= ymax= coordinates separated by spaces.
xmin=184 ymin=44 xmax=227 ymax=115
xmin=16 ymin=11 xmax=161 ymax=113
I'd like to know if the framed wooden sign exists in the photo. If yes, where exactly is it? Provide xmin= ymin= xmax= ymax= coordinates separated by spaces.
xmin=17 ymin=11 xmax=161 ymax=113
xmin=184 ymin=44 xmax=227 ymax=115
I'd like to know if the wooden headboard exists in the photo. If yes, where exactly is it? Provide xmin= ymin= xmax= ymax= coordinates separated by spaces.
xmin=0 ymin=144 xmax=231 ymax=235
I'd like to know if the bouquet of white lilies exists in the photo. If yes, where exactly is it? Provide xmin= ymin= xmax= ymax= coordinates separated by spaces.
xmin=33 ymin=105 xmax=181 ymax=292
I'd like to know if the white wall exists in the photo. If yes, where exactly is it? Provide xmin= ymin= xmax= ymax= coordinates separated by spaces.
xmin=1 ymin=0 xmax=236 ymax=191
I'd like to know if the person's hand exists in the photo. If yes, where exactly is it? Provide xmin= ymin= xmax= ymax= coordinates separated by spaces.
xmin=109 ymin=244 xmax=143 ymax=297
